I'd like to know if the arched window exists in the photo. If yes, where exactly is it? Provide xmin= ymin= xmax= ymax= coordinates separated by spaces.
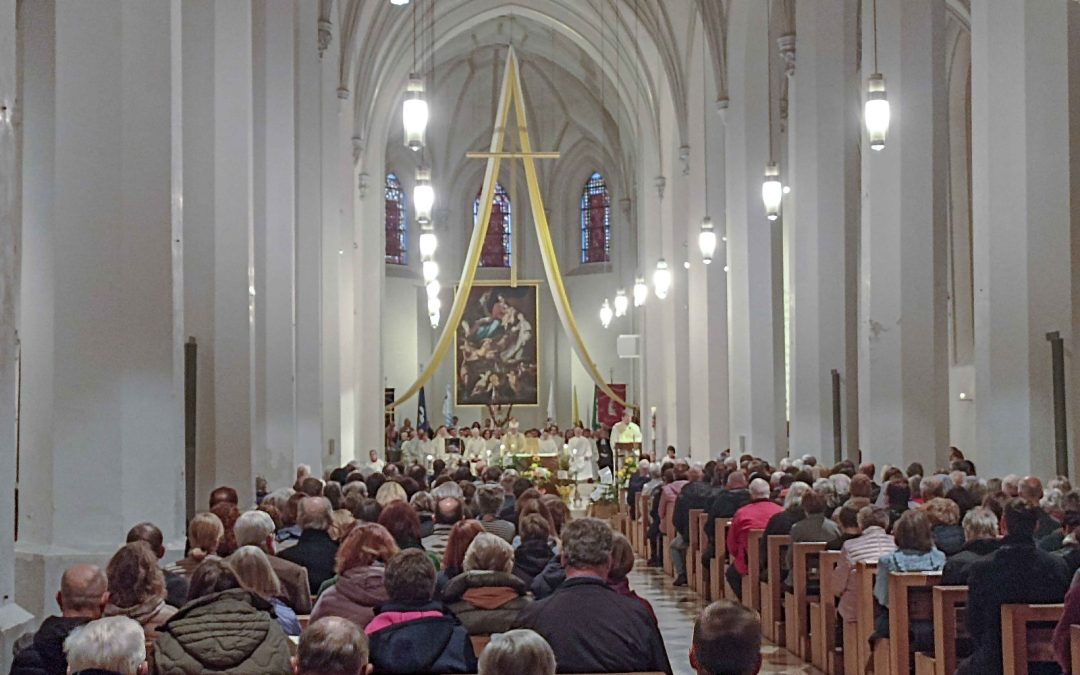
xmin=473 ymin=183 xmax=512 ymax=268
xmin=384 ymin=172 xmax=407 ymax=265
xmin=580 ymin=171 xmax=611 ymax=264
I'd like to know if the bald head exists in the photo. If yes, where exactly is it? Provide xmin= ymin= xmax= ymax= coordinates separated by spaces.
xmin=125 ymin=522 xmax=165 ymax=559
xmin=59 ymin=564 xmax=109 ymax=618
xmin=1020 ymin=476 xmax=1044 ymax=504
xmin=726 ymin=471 xmax=748 ymax=490
xmin=297 ymin=496 xmax=333 ymax=531
xmin=688 ymin=467 xmax=705 ymax=482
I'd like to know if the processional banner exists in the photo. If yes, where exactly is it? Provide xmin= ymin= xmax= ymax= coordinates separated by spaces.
xmin=595 ymin=384 xmax=627 ymax=429
xmin=455 ymin=282 xmax=539 ymax=407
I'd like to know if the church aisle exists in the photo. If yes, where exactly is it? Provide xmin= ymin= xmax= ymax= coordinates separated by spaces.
xmin=628 ymin=562 xmax=825 ymax=675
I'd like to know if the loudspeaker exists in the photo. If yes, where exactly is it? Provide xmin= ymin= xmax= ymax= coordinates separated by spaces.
xmin=617 ymin=334 xmax=641 ymax=359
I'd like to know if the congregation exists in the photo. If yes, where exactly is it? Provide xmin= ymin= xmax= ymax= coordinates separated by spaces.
xmin=14 ymin=443 xmax=1080 ymax=675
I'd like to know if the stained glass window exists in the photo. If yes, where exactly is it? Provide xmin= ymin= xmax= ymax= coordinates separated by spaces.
xmin=580 ymin=171 xmax=610 ymax=264
xmin=384 ymin=172 xmax=407 ymax=265
xmin=474 ymin=183 xmax=512 ymax=268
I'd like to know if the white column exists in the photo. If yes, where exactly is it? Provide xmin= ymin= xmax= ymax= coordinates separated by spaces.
xmin=726 ymin=0 xmax=786 ymax=461
xmin=354 ymin=152 xmax=384 ymax=461
xmin=858 ymin=0 xmax=948 ymax=470
xmin=253 ymin=0 xmax=297 ymax=489
xmin=663 ymin=148 xmax=691 ymax=454
xmin=687 ymin=56 xmax=730 ymax=463
xmin=639 ymin=174 xmax=666 ymax=457
xmin=294 ymin=0 xmax=325 ymax=471
xmin=17 ymin=0 xmax=185 ymax=615
xmin=789 ymin=0 xmax=859 ymax=460
xmin=971 ymin=0 xmax=1072 ymax=479
xmin=0 ymin=0 xmax=34 ymax=667
xmin=212 ymin=1 xmax=256 ymax=503
xmin=320 ymin=36 xmax=341 ymax=470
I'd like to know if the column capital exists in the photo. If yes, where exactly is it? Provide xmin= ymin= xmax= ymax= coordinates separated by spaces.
xmin=654 ymin=175 xmax=666 ymax=200
xmin=317 ymin=18 xmax=332 ymax=56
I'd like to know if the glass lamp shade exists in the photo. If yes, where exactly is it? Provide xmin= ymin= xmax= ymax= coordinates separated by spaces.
xmin=613 ymin=289 xmax=629 ymax=317
xmin=428 ymin=309 xmax=440 ymax=328
xmin=418 ymin=231 xmax=438 ymax=259
xmin=414 ymin=168 xmax=435 ymax=225
xmin=402 ymin=75 xmax=427 ymax=151
xmin=422 ymin=259 xmax=439 ymax=284
xmin=390 ymin=0 xmax=409 ymax=5
xmin=599 ymin=299 xmax=614 ymax=328
xmin=425 ymin=279 xmax=441 ymax=299
xmin=761 ymin=163 xmax=782 ymax=221
xmin=653 ymin=259 xmax=672 ymax=300
xmin=698 ymin=217 xmax=717 ymax=264
xmin=633 ymin=276 xmax=648 ymax=307
xmin=427 ymin=294 xmax=441 ymax=316
xmin=865 ymin=73 xmax=890 ymax=151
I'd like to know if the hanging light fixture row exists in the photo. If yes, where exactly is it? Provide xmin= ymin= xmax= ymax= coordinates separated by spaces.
xmin=865 ymin=0 xmax=890 ymax=149
xmin=599 ymin=299 xmax=614 ymax=329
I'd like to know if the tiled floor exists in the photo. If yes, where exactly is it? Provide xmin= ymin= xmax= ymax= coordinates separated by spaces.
xmin=628 ymin=561 xmax=825 ymax=675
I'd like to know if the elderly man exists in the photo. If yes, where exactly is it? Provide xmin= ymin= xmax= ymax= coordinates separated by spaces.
xmin=627 ymin=459 xmax=651 ymax=520
xmin=691 ymin=600 xmax=762 ymax=675
xmin=672 ymin=466 xmax=711 ymax=586
xmin=514 ymin=518 xmax=672 ymax=675
xmin=477 ymin=484 xmax=516 ymax=543
xmin=125 ymin=522 xmax=188 ymax=608
xmin=830 ymin=506 xmax=896 ymax=626
xmin=725 ymin=478 xmax=783 ymax=601
xmin=279 ymin=496 xmax=339 ymax=594
xmin=658 ymin=462 xmax=690 ymax=547
xmin=11 ymin=564 xmax=109 ymax=675
xmin=63 ymin=616 xmax=147 ymax=675
xmin=941 ymin=507 xmax=1001 ymax=585
xmin=234 ymin=509 xmax=312 ymax=613
xmin=703 ymin=471 xmax=751 ymax=566
xmin=422 ymin=497 xmax=464 ymax=559
xmin=1019 ymin=475 xmax=1062 ymax=540
xmin=295 ymin=617 xmax=373 ymax=675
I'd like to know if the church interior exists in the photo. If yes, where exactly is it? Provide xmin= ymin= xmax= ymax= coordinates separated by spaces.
xmin=3 ymin=0 xmax=1080 ymax=674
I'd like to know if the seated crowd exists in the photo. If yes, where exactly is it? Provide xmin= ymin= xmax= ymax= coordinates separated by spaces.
xmin=17 ymin=443 xmax=1080 ymax=675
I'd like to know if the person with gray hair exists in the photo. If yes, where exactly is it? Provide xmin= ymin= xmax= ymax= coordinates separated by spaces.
xmin=477 ymin=629 xmax=555 ymax=675
xmin=831 ymin=506 xmax=897 ymax=625
xmin=233 ymin=509 xmax=311 ymax=614
xmin=443 ymin=533 xmax=531 ymax=634
xmin=476 ymin=484 xmax=516 ymax=543
xmin=279 ymin=496 xmax=340 ymax=594
xmin=941 ymin=506 xmax=1002 ymax=585
xmin=294 ymin=616 xmax=372 ymax=675
xmin=64 ymin=616 xmax=147 ymax=675
xmin=10 ymin=564 xmax=109 ymax=675
xmin=514 ymin=518 xmax=672 ymax=675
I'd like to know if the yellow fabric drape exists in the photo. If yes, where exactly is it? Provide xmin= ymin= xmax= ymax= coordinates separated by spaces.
xmin=386 ymin=48 xmax=634 ymax=413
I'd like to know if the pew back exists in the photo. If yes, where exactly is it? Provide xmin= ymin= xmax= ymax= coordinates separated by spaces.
xmin=762 ymin=535 xmax=792 ymax=644
xmin=744 ymin=529 xmax=765 ymax=610
xmin=887 ymin=572 xmax=941 ymax=675
xmin=931 ymin=586 xmax=968 ymax=675
xmin=813 ymin=550 xmax=843 ymax=674
xmin=1000 ymin=603 xmax=1064 ymax=675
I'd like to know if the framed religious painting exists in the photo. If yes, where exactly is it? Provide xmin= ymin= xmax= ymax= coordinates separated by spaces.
xmin=454 ymin=282 xmax=540 ymax=407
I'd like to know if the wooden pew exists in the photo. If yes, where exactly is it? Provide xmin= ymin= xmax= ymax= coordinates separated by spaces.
xmin=854 ymin=561 xmax=889 ymax=675
xmin=687 ymin=508 xmax=704 ymax=589
xmin=931 ymin=586 xmax=969 ymax=675
xmin=637 ymin=493 xmax=651 ymax=559
xmin=695 ymin=512 xmax=711 ymax=599
xmin=786 ymin=542 xmax=827 ymax=660
xmin=711 ymin=518 xmax=732 ymax=601
xmin=743 ymin=529 xmax=765 ymax=611
xmin=662 ymin=506 xmax=674 ymax=576
xmin=761 ymin=535 xmax=792 ymax=645
xmin=812 ymin=550 xmax=843 ymax=675
xmin=1000 ymin=603 xmax=1064 ymax=675
xmin=887 ymin=572 xmax=940 ymax=675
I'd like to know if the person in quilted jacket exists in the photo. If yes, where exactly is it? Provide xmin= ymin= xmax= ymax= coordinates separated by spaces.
xmin=442 ymin=534 xmax=531 ymax=635
xmin=152 ymin=558 xmax=292 ymax=675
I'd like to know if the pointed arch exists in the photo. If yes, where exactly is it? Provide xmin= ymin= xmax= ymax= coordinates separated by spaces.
xmin=580 ymin=171 xmax=611 ymax=264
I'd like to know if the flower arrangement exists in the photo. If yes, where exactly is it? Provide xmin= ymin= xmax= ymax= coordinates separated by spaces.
xmin=616 ymin=455 xmax=639 ymax=486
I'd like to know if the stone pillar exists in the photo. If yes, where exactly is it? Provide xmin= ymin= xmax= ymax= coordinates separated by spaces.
xmin=725 ymin=0 xmax=786 ymax=461
xmin=638 ymin=174 xmax=666 ymax=458
xmin=320 ymin=33 xmax=341 ymax=470
xmin=687 ymin=57 xmax=730 ymax=463
xmin=858 ymin=0 xmax=948 ymax=470
xmin=211 ymin=1 xmax=256 ymax=503
xmin=971 ymin=0 xmax=1073 ymax=479
xmin=294 ymin=0 xmax=326 ymax=472
xmin=0 ymin=0 xmax=34 ymax=668
xmin=253 ymin=0 xmax=297 ymax=489
xmin=354 ymin=151 xmax=384 ymax=462
xmin=16 ymin=0 xmax=186 ymax=617
xmin=788 ymin=0 xmax=860 ymax=460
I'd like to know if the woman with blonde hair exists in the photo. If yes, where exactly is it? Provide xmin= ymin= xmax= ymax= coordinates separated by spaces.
xmin=103 ymin=541 xmax=177 ymax=643
xmin=310 ymin=522 xmax=399 ymax=628
xmin=168 ymin=512 xmax=224 ymax=578
xmin=375 ymin=480 xmax=408 ymax=507
xmin=228 ymin=546 xmax=301 ymax=635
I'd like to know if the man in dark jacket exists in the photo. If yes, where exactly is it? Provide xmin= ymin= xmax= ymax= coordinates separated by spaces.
xmin=365 ymin=549 xmax=476 ymax=674
xmin=626 ymin=460 xmax=651 ymax=520
xmin=279 ymin=497 xmax=340 ymax=594
xmin=672 ymin=466 xmax=713 ymax=586
xmin=702 ymin=471 xmax=751 ymax=566
xmin=11 ymin=564 xmax=109 ymax=675
xmin=940 ymin=506 xmax=1001 ymax=585
xmin=595 ymin=426 xmax=614 ymax=473
xmin=514 ymin=518 xmax=672 ymax=675
xmin=956 ymin=499 xmax=1070 ymax=675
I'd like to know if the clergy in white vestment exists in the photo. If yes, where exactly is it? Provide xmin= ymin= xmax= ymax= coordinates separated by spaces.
xmin=363 ymin=449 xmax=385 ymax=474
xmin=401 ymin=430 xmax=422 ymax=466
xmin=537 ymin=429 xmax=559 ymax=456
xmin=568 ymin=427 xmax=597 ymax=480
xmin=503 ymin=419 xmax=527 ymax=456
xmin=464 ymin=427 xmax=487 ymax=460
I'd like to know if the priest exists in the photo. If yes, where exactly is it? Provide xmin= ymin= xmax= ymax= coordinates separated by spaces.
xmin=612 ymin=410 xmax=643 ymax=445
